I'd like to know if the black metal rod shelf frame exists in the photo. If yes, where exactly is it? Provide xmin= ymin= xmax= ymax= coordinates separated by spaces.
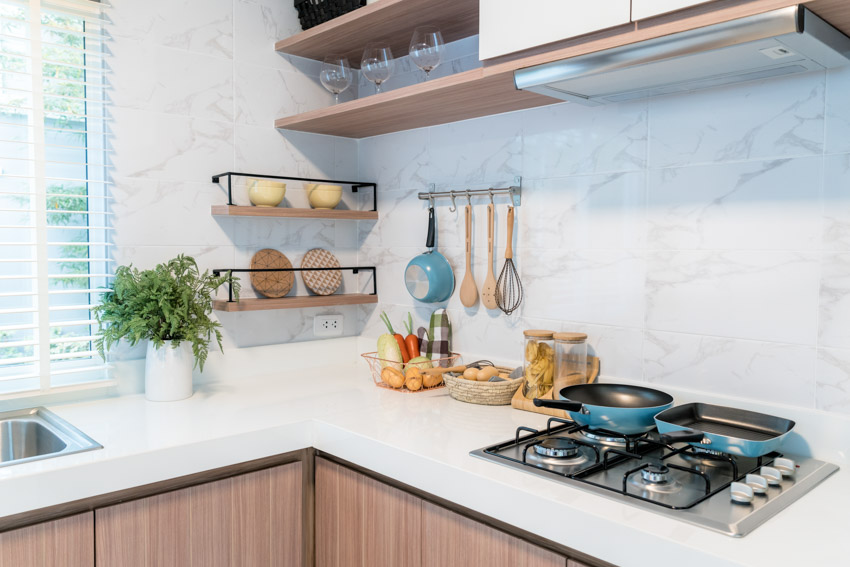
xmin=212 ymin=172 xmax=378 ymax=212
xmin=212 ymin=266 xmax=377 ymax=303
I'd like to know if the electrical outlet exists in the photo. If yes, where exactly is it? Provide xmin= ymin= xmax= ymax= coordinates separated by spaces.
xmin=314 ymin=315 xmax=344 ymax=337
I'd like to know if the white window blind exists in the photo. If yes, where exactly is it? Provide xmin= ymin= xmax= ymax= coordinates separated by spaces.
xmin=0 ymin=0 xmax=111 ymax=396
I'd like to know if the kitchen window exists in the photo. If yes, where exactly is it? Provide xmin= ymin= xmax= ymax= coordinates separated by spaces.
xmin=0 ymin=0 xmax=110 ymax=397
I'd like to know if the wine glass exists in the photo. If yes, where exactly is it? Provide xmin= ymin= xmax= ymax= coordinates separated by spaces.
xmin=409 ymin=26 xmax=444 ymax=81
xmin=361 ymin=43 xmax=394 ymax=94
xmin=320 ymin=55 xmax=353 ymax=104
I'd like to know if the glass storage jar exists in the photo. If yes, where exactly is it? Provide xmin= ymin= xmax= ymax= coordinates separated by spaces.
xmin=553 ymin=332 xmax=588 ymax=394
xmin=522 ymin=330 xmax=555 ymax=399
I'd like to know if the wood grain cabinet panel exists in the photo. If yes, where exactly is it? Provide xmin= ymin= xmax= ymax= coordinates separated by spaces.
xmin=421 ymin=502 xmax=566 ymax=567
xmin=316 ymin=457 xmax=421 ymax=567
xmin=0 ymin=512 xmax=93 ymax=567
xmin=96 ymin=462 xmax=302 ymax=567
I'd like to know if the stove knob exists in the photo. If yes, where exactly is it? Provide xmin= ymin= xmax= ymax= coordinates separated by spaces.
xmin=760 ymin=466 xmax=782 ymax=485
xmin=773 ymin=457 xmax=796 ymax=478
xmin=730 ymin=482 xmax=754 ymax=504
xmin=745 ymin=474 xmax=768 ymax=494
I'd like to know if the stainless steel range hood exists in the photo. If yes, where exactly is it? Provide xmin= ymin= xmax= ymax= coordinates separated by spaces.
xmin=514 ymin=6 xmax=850 ymax=105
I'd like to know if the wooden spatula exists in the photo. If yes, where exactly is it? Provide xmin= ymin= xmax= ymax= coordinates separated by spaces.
xmin=480 ymin=203 xmax=498 ymax=309
xmin=459 ymin=204 xmax=479 ymax=307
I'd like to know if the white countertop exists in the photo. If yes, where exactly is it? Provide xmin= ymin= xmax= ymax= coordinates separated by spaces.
xmin=1 ymin=360 xmax=846 ymax=567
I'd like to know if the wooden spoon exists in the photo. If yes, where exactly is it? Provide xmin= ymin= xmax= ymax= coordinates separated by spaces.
xmin=459 ymin=204 xmax=478 ymax=307
xmin=480 ymin=203 xmax=498 ymax=309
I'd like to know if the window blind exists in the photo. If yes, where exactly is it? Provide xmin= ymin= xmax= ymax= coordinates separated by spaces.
xmin=0 ymin=0 xmax=110 ymax=395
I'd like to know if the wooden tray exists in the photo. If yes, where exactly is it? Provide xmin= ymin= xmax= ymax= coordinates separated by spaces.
xmin=510 ymin=356 xmax=600 ymax=419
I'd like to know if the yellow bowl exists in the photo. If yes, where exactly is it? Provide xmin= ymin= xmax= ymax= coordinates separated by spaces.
xmin=247 ymin=179 xmax=286 ymax=207
xmin=306 ymin=183 xmax=342 ymax=209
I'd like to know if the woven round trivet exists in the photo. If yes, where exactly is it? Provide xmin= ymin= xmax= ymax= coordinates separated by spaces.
xmin=301 ymin=248 xmax=342 ymax=296
xmin=249 ymin=249 xmax=294 ymax=298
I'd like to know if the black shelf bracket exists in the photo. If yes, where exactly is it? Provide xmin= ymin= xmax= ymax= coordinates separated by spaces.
xmin=212 ymin=172 xmax=378 ymax=212
xmin=212 ymin=266 xmax=377 ymax=303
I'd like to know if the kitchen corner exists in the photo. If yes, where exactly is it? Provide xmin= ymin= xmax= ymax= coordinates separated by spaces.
xmin=1 ymin=336 xmax=847 ymax=567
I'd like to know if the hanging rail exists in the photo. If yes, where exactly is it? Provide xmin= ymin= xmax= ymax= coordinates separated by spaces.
xmin=417 ymin=177 xmax=521 ymax=211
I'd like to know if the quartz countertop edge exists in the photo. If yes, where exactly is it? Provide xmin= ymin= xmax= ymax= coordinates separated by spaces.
xmin=0 ymin=363 xmax=845 ymax=567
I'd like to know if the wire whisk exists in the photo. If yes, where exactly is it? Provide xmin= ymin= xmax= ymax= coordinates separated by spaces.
xmin=496 ymin=206 xmax=523 ymax=315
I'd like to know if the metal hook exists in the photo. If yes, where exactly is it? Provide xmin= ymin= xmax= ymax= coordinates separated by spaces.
xmin=428 ymin=193 xmax=434 ymax=207
xmin=449 ymin=193 xmax=457 ymax=213
xmin=488 ymin=188 xmax=494 ymax=204
xmin=466 ymin=190 xmax=472 ymax=206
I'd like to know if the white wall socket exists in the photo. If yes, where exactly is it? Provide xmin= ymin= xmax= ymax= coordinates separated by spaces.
xmin=314 ymin=315 xmax=344 ymax=337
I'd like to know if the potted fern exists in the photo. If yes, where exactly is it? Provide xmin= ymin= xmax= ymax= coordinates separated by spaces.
xmin=94 ymin=255 xmax=239 ymax=401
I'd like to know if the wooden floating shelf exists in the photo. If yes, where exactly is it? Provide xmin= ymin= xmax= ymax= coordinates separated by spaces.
xmin=211 ymin=205 xmax=378 ymax=220
xmin=213 ymin=294 xmax=378 ymax=312
xmin=275 ymin=69 xmax=558 ymax=138
xmin=275 ymin=0 xmax=479 ymax=66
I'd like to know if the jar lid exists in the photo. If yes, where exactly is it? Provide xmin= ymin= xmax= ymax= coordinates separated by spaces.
xmin=553 ymin=332 xmax=588 ymax=343
xmin=524 ymin=329 xmax=555 ymax=339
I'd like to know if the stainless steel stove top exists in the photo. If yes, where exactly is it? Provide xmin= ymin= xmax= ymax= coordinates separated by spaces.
xmin=471 ymin=421 xmax=839 ymax=537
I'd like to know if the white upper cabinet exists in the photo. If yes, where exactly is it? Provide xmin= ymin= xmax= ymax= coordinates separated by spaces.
xmin=479 ymin=0 xmax=632 ymax=60
xmin=631 ymin=0 xmax=716 ymax=21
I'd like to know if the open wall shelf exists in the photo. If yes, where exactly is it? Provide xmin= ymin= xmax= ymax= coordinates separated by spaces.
xmin=213 ymin=294 xmax=378 ymax=312
xmin=275 ymin=0 xmax=479 ymax=66
xmin=211 ymin=205 xmax=378 ymax=220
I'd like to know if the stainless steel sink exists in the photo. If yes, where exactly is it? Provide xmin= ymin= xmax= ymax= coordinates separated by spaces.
xmin=0 ymin=407 xmax=101 ymax=467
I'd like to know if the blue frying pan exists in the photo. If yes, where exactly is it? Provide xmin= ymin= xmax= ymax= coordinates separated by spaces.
xmin=405 ymin=207 xmax=454 ymax=303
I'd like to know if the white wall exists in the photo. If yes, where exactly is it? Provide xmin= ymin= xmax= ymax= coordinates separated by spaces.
xmin=357 ymin=59 xmax=850 ymax=417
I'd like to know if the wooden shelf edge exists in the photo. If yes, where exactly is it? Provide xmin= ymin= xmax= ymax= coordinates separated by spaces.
xmin=211 ymin=205 xmax=378 ymax=220
xmin=214 ymin=294 xmax=379 ymax=312
xmin=275 ymin=0 xmax=479 ymax=66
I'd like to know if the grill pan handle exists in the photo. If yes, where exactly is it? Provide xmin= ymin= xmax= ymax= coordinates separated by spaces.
xmin=533 ymin=399 xmax=584 ymax=413
xmin=660 ymin=428 xmax=706 ymax=445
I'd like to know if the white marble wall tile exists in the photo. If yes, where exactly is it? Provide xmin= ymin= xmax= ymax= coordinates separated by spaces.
xmin=523 ymin=101 xmax=648 ymax=179
xmin=234 ymin=125 xmax=336 ymax=180
xmin=823 ymin=153 xmax=850 ymax=250
xmin=111 ymin=178 xmax=234 ymax=247
xmin=819 ymin=253 xmax=850 ymax=349
xmin=109 ymin=108 xmax=234 ymax=182
xmin=645 ymin=251 xmax=820 ymax=344
xmin=429 ymin=112 xmax=524 ymax=186
xmin=816 ymin=347 xmax=850 ymax=415
xmin=112 ymin=244 xmax=235 ymax=275
xmin=234 ymin=0 xmax=304 ymax=71
xmin=359 ymin=190 xmax=430 ymax=249
xmin=109 ymin=0 xmax=233 ymax=59
xmin=109 ymin=40 xmax=234 ymax=122
xmin=218 ymin=305 xmax=360 ymax=347
xmin=521 ymin=172 xmax=646 ymax=251
xmin=234 ymin=64 xmax=350 ymax=127
xmin=644 ymin=331 xmax=815 ymax=407
xmin=825 ymin=66 xmax=850 ymax=155
xmin=523 ymin=250 xmax=646 ymax=327
xmin=647 ymin=157 xmax=823 ymax=250
xmin=648 ymin=71 xmax=825 ymax=168
xmin=359 ymin=128 xmax=431 ymax=191
xmin=334 ymin=137 xmax=360 ymax=181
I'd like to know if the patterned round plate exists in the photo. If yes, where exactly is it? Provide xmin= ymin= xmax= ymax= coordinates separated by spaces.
xmin=301 ymin=248 xmax=342 ymax=296
xmin=250 ymin=249 xmax=294 ymax=298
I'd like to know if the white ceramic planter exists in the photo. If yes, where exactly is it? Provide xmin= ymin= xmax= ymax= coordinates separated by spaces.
xmin=145 ymin=340 xmax=194 ymax=402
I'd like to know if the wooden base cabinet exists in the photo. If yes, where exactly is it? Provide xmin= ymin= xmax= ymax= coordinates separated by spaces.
xmin=0 ymin=513 xmax=93 ymax=567
xmin=316 ymin=457 xmax=568 ymax=567
xmin=95 ymin=462 xmax=302 ymax=567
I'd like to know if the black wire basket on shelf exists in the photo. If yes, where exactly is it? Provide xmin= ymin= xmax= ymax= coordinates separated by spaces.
xmin=294 ymin=0 xmax=367 ymax=31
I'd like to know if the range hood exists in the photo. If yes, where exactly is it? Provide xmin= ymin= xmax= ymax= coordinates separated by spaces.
xmin=514 ymin=6 xmax=850 ymax=105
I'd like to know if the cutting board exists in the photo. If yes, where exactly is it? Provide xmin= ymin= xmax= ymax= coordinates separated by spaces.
xmin=510 ymin=356 xmax=600 ymax=419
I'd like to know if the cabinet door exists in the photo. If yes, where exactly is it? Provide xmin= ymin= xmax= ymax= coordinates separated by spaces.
xmin=96 ymin=462 xmax=302 ymax=567
xmin=0 ymin=512 xmax=93 ymax=567
xmin=479 ymin=0 xmax=631 ymax=60
xmin=631 ymin=0 xmax=716 ymax=20
xmin=421 ymin=501 xmax=565 ymax=567
xmin=316 ymin=458 xmax=421 ymax=567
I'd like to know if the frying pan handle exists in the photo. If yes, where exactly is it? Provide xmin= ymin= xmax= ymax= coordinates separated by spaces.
xmin=533 ymin=399 xmax=584 ymax=413
xmin=660 ymin=428 xmax=706 ymax=445
xmin=426 ymin=207 xmax=436 ymax=249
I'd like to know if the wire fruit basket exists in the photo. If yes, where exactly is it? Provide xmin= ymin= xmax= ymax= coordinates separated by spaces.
xmin=361 ymin=352 xmax=461 ymax=393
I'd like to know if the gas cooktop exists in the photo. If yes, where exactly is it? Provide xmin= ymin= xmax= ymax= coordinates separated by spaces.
xmin=471 ymin=418 xmax=839 ymax=536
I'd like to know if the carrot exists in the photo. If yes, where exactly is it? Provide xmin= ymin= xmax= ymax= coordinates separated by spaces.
xmin=404 ymin=313 xmax=419 ymax=359
xmin=381 ymin=311 xmax=410 ymax=363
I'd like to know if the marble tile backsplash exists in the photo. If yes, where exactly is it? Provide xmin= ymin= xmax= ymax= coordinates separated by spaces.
xmin=357 ymin=62 xmax=850 ymax=416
